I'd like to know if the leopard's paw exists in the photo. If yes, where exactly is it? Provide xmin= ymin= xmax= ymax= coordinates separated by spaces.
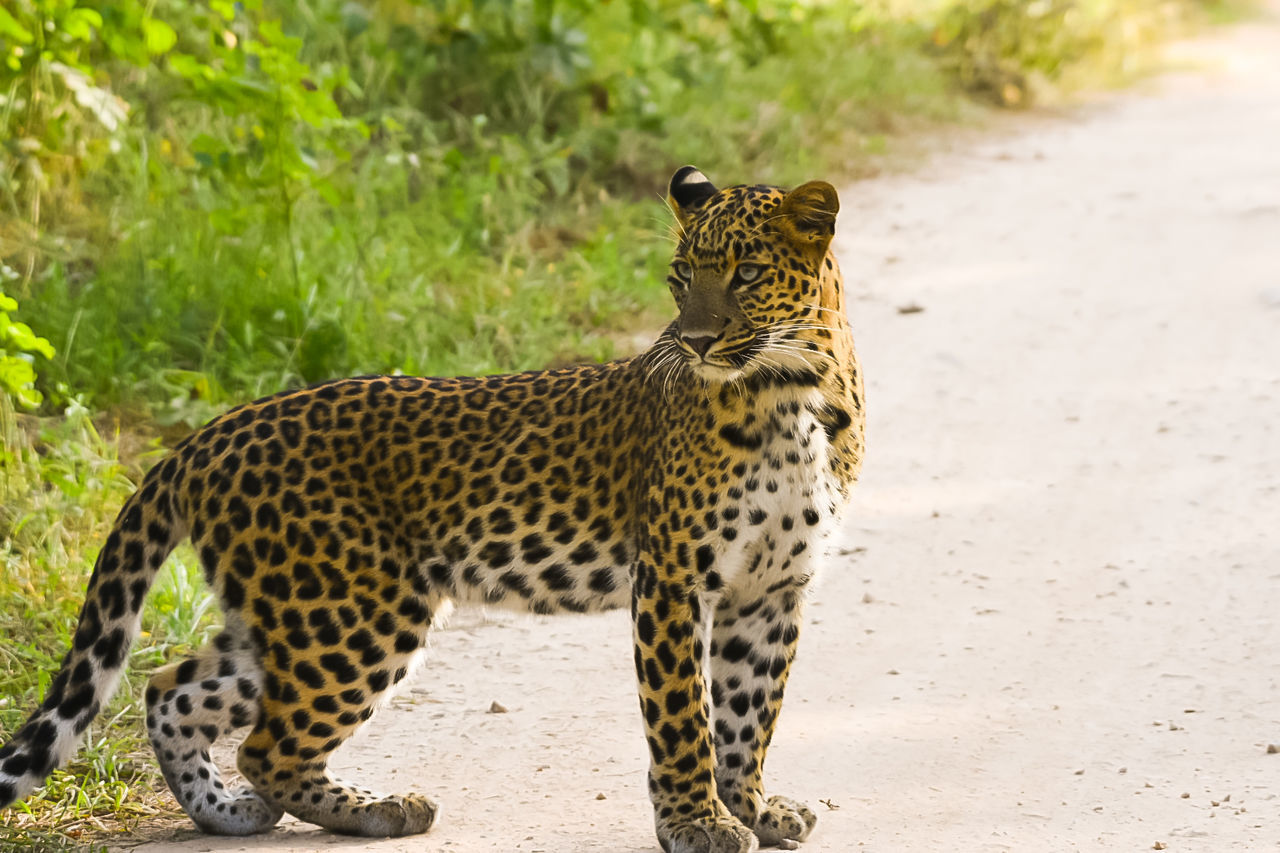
xmin=657 ymin=813 xmax=759 ymax=853
xmin=346 ymin=793 xmax=439 ymax=837
xmin=752 ymin=795 xmax=816 ymax=850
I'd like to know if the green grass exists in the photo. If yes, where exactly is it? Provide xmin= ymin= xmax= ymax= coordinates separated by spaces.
xmin=0 ymin=398 xmax=216 ymax=847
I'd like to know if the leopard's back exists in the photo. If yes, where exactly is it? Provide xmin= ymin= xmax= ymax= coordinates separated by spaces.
xmin=178 ymin=365 xmax=646 ymax=622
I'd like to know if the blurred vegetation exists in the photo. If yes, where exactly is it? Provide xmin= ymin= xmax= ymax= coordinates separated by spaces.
xmin=1 ymin=0 xmax=1209 ymax=419
xmin=0 ymin=0 xmax=1219 ymax=844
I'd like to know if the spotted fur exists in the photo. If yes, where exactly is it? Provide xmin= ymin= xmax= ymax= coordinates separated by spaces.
xmin=0 ymin=167 xmax=864 ymax=853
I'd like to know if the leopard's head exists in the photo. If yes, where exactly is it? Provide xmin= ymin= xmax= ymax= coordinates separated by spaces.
xmin=655 ymin=166 xmax=843 ymax=386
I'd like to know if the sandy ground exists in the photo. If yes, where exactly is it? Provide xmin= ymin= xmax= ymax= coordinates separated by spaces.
xmin=118 ymin=10 xmax=1280 ymax=853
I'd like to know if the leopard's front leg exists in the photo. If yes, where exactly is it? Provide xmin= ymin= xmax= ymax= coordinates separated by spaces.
xmin=633 ymin=554 xmax=758 ymax=853
xmin=710 ymin=583 xmax=816 ymax=850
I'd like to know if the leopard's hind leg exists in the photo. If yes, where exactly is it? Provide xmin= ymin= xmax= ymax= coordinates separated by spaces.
xmin=235 ymin=593 xmax=440 ymax=837
xmin=146 ymin=626 xmax=283 ymax=835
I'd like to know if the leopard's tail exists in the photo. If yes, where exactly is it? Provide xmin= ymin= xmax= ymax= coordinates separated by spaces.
xmin=0 ymin=461 xmax=185 ymax=807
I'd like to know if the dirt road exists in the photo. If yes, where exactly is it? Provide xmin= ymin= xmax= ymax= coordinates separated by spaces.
xmin=122 ymin=9 xmax=1280 ymax=853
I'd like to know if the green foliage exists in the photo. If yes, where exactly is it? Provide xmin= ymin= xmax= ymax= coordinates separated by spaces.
xmin=930 ymin=0 xmax=1195 ymax=105
xmin=0 ymin=287 xmax=54 ymax=408
xmin=0 ymin=403 xmax=213 ymax=842
xmin=2 ymin=0 xmax=1205 ymax=418
xmin=3 ymin=0 xmax=953 ymax=419
xmin=1 ymin=1 xmax=106 ymax=71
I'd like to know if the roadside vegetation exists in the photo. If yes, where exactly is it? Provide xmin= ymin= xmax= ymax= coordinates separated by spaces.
xmin=0 ymin=0 xmax=1224 ymax=845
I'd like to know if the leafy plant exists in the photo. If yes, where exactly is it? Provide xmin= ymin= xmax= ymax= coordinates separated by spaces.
xmin=0 ymin=286 xmax=54 ymax=408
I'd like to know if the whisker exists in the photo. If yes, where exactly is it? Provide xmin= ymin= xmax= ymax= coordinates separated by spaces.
xmin=764 ymin=325 xmax=842 ymax=337
xmin=746 ymin=212 xmax=793 ymax=238
xmin=665 ymin=357 xmax=686 ymax=401
xmin=648 ymin=352 xmax=681 ymax=389
xmin=658 ymin=194 xmax=688 ymax=240
xmin=766 ymin=342 xmax=836 ymax=361
xmin=759 ymin=343 xmax=837 ymax=367
xmin=764 ymin=319 xmax=842 ymax=331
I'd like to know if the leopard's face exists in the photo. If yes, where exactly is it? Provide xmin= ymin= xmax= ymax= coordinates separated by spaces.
xmin=659 ymin=169 xmax=840 ymax=385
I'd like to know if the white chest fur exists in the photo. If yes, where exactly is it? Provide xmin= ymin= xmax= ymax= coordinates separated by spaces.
xmin=714 ymin=396 xmax=842 ymax=596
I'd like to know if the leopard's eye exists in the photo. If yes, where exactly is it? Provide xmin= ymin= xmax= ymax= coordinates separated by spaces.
xmin=735 ymin=263 xmax=762 ymax=284
xmin=672 ymin=261 xmax=693 ymax=283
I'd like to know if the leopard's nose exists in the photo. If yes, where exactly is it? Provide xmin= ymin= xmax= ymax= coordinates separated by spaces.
xmin=681 ymin=334 xmax=720 ymax=357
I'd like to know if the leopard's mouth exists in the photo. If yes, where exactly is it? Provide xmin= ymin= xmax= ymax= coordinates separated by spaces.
xmin=682 ymin=338 xmax=758 ymax=383
xmin=688 ymin=332 xmax=824 ymax=385
xmin=693 ymin=338 xmax=757 ymax=365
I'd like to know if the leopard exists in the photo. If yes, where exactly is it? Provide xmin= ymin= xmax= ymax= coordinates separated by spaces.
xmin=0 ymin=166 xmax=864 ymax=853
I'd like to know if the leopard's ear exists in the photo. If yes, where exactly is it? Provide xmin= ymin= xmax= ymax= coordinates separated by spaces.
xmin=774 ymin=180 xmax=839 ymax=255
xmin=667 ymin=166 xmax=719 ymax=229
